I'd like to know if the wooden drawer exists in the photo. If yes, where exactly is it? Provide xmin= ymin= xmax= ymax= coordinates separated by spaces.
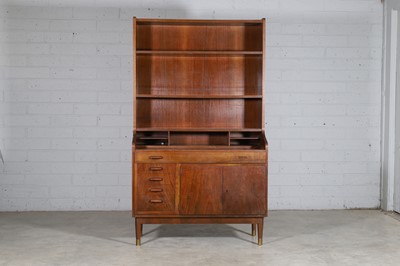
xmin=135 ymin=163 xmax=176 ymax=213
xmin=137 ymin=163 xmax=176 ymax=180
xmin=136 ymin=150 xmax=266 ymax=164
xmin=136 ymin=191 xmax=175 ymax=212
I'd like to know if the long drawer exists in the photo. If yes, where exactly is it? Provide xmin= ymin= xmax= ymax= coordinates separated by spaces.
xmin=135 ymin=150 xmax=266 ymax=164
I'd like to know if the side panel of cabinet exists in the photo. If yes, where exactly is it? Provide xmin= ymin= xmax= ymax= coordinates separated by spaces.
xmin=222 ymin=165 xmax=267 ymax=215
xmin=179 ymin=164 xmax=223 ymax=215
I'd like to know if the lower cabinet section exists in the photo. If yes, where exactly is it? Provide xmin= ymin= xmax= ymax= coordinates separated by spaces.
xmin=133 ymin=162 xmax=268 ymax=245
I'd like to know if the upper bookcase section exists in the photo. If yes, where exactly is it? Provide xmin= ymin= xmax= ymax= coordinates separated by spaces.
xmin=135 ymin=19 xmax=264 ymax=52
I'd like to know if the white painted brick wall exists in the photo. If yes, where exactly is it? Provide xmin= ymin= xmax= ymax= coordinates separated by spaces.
xmin=0 ymin=0 xmax=383 ymax=210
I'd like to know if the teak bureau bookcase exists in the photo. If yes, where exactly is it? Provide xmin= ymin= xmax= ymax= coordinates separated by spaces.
xmin=132 ymin=18 xmax=268 ymax=246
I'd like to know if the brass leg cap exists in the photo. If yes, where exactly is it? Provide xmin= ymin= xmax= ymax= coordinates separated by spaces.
xmin=252 ymin=229 xmax=256 ymax=236
xmin=258 ymin=238 xmax=262 ymax=246
xmin=136 ymin=239 xmax=141 ymax=246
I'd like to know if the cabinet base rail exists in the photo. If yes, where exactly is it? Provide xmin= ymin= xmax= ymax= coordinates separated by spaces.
xmin=134 ymin=217 xmax=264 ymax=246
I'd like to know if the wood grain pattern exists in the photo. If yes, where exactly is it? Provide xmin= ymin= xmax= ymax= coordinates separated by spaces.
xmin=179 ymin=164 xmax=267 ymax=215
xmin=136 ymin=98 xmax=262 ymax=129
xmin=133 ymin=17 xmax=137 ymax=131
xmin=222 ymin=165 xmax=267 ymax=215
xmin=135 ymin=150 xmax=266 ymax=164
xmin=136 ymin=19 xmax=262 ymax=25
xmin=136 ymin=217 xmax=264 ymax=224
xmin=262 ymin=18 xmax=266 ymax=131
xmin=179 ymin=165 xmax=223 ymax=215
xmin=132 ymin=18 xmax=268 ymax=246
xmin=136 ymin=24 xmax=262 ymax=51
xmin=170 ymin=132 xmax=228 ymax=146
xmin=136 ymin=51 xmax=262 ymax=55
xmin=136 ymin=163 xmax=176 ymax=212
xmin=136 ymin=55 xmax=262 ymax=96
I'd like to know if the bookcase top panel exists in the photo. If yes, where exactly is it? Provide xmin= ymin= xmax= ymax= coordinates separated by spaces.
xmin=135 ymin=18 xmax=264 ymax=26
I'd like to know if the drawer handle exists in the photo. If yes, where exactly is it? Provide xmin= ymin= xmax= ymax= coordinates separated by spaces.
xmin=149 ymin=167 xmax=163 ymax=171
xmin=149 ymin=156 xmax=163 ymax=160
xmin=149 ymin=188 xmax=163 ymax=192
xmin=149 ymin=177 xmax=163 ymax=181
xmin=149 ymin=199 xmax=163 ymax=203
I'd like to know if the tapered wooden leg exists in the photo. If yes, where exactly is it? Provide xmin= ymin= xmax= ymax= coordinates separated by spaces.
xmin=251 ymin=224 xmax=256 ymax=236
xmin=135 ymin=218 xmax=142 ymax=246
xmin=257 ymin=218 xmax=264 ymax=246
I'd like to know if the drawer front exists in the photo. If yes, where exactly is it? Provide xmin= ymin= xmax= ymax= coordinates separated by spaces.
xmin=136 ymin=163 xmax=176 ymax=188
xmin=135 ymin=163 xmax=176 ymax=213
xmin=136 ymin=150 xmax=266 ymax=164
xmin=136 ymin=191 xmax=175 ymax=212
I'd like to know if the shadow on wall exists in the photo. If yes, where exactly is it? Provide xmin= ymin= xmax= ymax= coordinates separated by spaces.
xmin=0 ymin=3 xmax=189 ymax=157
xmin=0 ymin=3 xmax=189 ymax=211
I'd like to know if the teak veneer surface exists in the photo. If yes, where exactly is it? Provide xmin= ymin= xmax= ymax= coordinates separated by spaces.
xmin=132 ymin=18 xmax=268 ymax=246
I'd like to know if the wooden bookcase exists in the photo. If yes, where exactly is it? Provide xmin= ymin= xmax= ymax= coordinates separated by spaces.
xmin=132 ymin=18 xmax=268 ymax=246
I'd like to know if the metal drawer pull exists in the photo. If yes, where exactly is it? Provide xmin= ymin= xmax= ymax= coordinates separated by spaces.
xmin=149 ymin=167 xmax=163 ymax=171
xmin=149 ymin=188 xmax=163 ymax=192
xmin=149 ymin=177 xmax=163 ymax=181
xmin=149 ymin=199 xmax=163 ymax=203
xmin=149 ymin=156 xmax=163 ymax=160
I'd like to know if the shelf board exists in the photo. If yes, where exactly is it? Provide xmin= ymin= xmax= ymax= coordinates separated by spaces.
xmin=136 ymin=50 xmax=262 ymax=55
xmin=230 ymin=137 xmax=260 ymax=140
xmin=135 ymin=145 xmax=263 ymax=150
xmin=136 ymin=137 xmax=168 ymax=140
xmin=136 ymin=128 xmax=262 ymax=132
xmin=136 ymin=94 xmax=262 ymax=99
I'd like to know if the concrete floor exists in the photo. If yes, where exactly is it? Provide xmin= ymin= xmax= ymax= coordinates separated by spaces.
xmin=0 ymin=211 xmax=399 ymax=265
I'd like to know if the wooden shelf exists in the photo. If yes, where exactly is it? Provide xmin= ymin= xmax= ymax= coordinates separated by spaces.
xmin=137 ymin=50 xmax=262 ymax=55
xmin=137 ymin=56 xmax=262 ymax=97
xmin=136 ymin=128 xmax=262 ymax=132
xmin=135 ymin=145 xmax=261 ymax=150
xmin=137 ymin=137 xmax=168 ymax=140
xmin=136 ymin=94 xmax=262 ymax=99
xmin=230 ymin=137 xmax=260 ymax=140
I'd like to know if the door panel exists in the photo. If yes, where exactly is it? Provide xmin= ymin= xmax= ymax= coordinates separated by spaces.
xmin=179 ymin=164 xmax=223 ymax=215
xmin=222 ymin=165 xmax=267 ymax=215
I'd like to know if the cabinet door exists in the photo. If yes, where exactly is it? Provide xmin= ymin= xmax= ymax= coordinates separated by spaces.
xmin=179 ymin=164 xmax=223 ymax=215
xmin=222 ymin=165 xmax=266 ymax=215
